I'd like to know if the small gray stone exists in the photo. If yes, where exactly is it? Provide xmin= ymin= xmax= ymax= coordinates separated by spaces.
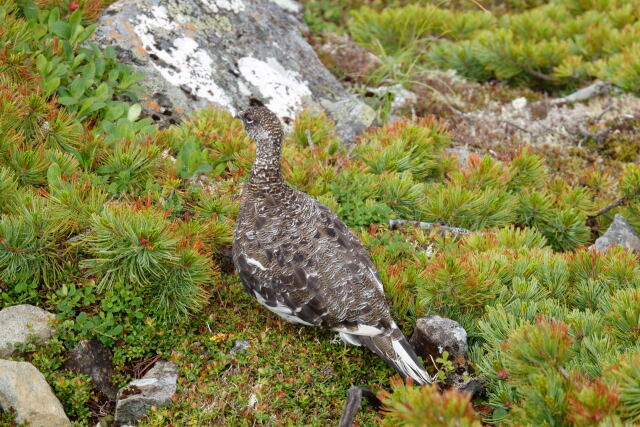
xmin=114 ymin=360 xmax=177 ymax=426
xmin=410 ymin=315 xmax=468 ymax=361
xmin=590 ymin=214 xmax=640 ymax=253
xmin=0 ymin=359 xmax=70 ymax=426
xmin=0 ymin=305 xmax=55 ymax=358
xmin=320 ymin=98 xmax=377 ymax=143
xmin=229 ymin=340 xmax=250 ymax=355
xmin=62 ymin=339 xmax=118 ymax=399
xmin=367 ymin=84 xmax=418 ymax=114
xmin=455 ymin=377 xmax=486 ymax=399
xmin=91 ymin=0 xmax=374 ymax=143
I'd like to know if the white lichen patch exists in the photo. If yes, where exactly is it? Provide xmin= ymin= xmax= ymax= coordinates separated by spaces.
xmin=237 ymin=80 xmax=252 ymax=97
xmin=268 ymin=0 xmax=301 ymax=13
xmin=451 ymin=325 xmax=467 ymax=348
xmin=238 ymin=56 xmax=312 ymax=118
xmin=133 ymin=6 xmax=234 ymax=113
xmin=199 ymin=0 xmax=245 ymax=13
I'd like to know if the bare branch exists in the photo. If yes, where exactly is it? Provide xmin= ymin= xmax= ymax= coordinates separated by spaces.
xmin=521 ymin=66 xmax=556 ymax=82
xmin=550 ymin=81 xmax=613 ymax=105
xmin=65 ymin=229 xmax=92 ymax=244
xmin=305 ymin=130 xmax=315 ymax=149
xmin=388 ymin=219 xmax=473 ymax=235
xmin=589 ymin=188 xmax=640 ymax=219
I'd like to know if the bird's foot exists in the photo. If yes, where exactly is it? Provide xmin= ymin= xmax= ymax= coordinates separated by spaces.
xmin=330 ymin=334 xmax=344 ymax=345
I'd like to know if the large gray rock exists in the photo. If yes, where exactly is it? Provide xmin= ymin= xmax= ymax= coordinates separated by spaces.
xmin=92 ymin=0 xmax=375 ymax=142
xmin=590 ymin=214 xmax=640 ymax=253
xmin=114 ymin=360 xmax=177 ymax=425
xmin=0 ymin=304 xmax=55 ymax=358
xmin=62 ymin=339 xmax=118 ymax=399
xmin=0 ymin=359 xmax=70 ymax=427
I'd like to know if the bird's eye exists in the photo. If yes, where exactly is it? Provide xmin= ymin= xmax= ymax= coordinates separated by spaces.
xmin=245 ymin=117 xmax=254 ymax=124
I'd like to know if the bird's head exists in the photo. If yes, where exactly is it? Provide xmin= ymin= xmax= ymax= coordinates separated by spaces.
xmin=239 ymin=106 xmax=284 ymax=151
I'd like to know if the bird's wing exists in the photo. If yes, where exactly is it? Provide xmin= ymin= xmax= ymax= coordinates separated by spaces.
xmin=278 ymin=194 xmax=394 ymax=330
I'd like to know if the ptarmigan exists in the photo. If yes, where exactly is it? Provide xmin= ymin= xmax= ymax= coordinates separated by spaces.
xmin=232 ymin=106 xmax=432 ymax=385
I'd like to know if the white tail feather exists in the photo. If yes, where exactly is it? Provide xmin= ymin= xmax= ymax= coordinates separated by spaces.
xmin=391 ymin=338 xmax=433 ymax=385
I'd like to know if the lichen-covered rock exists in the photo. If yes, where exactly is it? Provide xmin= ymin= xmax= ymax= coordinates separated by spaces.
xmin=91 ymin=0 xmax=375 ymax=142
xmin=114 ymin=360 xmax=177 ymax=425
xmin=62 ymin=339 xmax=118 ymax=399
xmin=410 ymin=316 xmax=479 ymax=393
xmin=590 ymin=214 xmax=640 ymax=253
xmin=0 ymin=304 xmax=55 ymax=358
xmin=410 ymin=315 xmax=468 ymax=361
xmin=0 ymin=359 xmax=70 ymax=427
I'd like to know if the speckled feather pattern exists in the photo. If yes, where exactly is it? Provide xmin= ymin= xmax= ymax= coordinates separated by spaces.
xmin=232 ymin=106 xmax=431 ymax=384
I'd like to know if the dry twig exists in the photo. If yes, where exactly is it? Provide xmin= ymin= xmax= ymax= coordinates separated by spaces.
xmin=388 ymin=219 xmax=473 ymax=235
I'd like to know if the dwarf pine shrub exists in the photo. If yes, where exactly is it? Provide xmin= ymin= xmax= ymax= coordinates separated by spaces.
xmin=378 ymin=377 xmax=482 ymax=426
xmin=348 ymin=0 xmax=640 ymax=91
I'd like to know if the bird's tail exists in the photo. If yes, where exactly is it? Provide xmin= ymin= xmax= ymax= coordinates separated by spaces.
xmin=358 ymin=329 xmax=433 ymax=385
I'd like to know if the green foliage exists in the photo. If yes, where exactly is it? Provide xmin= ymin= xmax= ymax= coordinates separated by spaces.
xmin=0 ymin=166 xmax=19 ymax=213
xmin=50 ymin=371 xmax=94 ymax=423
xmin=347 ymin=0 xmax=640 ymax=91
xmin=79 ymin=204 xmax=212 ymax=320
xmin=378 ymin=377 xmax=482 ymax=426
xmin=95 ymin=140 xmax=161 ymax=196
xmin=603 ymin=288 xmax=640 ymax=346
xmin=357 ymin=118 xmax=451 ymax=181
xmin=0 ymin=201 xmax=64 ymax=287
xmin=80 ymin=204 xmax=179 ymax=291
xmin=606 ymin=353 xmax=640 ymax=421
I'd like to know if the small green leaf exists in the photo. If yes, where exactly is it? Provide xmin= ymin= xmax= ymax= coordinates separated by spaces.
xmin=50 ymin=21 xmax=71 ymax=39
xmin=58 ymin=96 xmax=78 ymax=106
xmin=103 ymin=46 xmax=116 ymax=59
xmin=95 ymin=82 xmax=110 ymax=101
xmin=44 ymin=77 xmax=60 ymax=96
xmin=94 ymin=56 xmax=106 ymax=76
xmin=127 ymin=103 xmax=142 ymax=121
xmin=68 ymin=9 xmax=82 ymax=28
xmin=82 ymin=61 xmax=96 ymax=81
xmin=105 ymin=103 xmax=125 ymax=121
xmin=35 ymin=54 xmax=47 ymax=71
xmin=76 ymin=24 xmax=96 ymax=45
xmin=72 ymin=53 xmax=87 ymax=69
xmin=69 ymin=78 xmax=86 ymax=99
xmin=18 ymin=0 xmax=39 ymax=20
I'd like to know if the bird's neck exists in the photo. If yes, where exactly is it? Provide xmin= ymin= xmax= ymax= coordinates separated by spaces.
xmin=248 ymin=139 xmax=285 ymax=192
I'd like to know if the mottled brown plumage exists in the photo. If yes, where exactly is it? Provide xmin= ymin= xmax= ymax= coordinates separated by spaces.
xmin=232 ymin=106 xmax=432 ymax=384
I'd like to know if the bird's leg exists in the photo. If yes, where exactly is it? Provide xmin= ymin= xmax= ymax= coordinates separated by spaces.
xmin=338 ymin=386 xmax=380 ymax=427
